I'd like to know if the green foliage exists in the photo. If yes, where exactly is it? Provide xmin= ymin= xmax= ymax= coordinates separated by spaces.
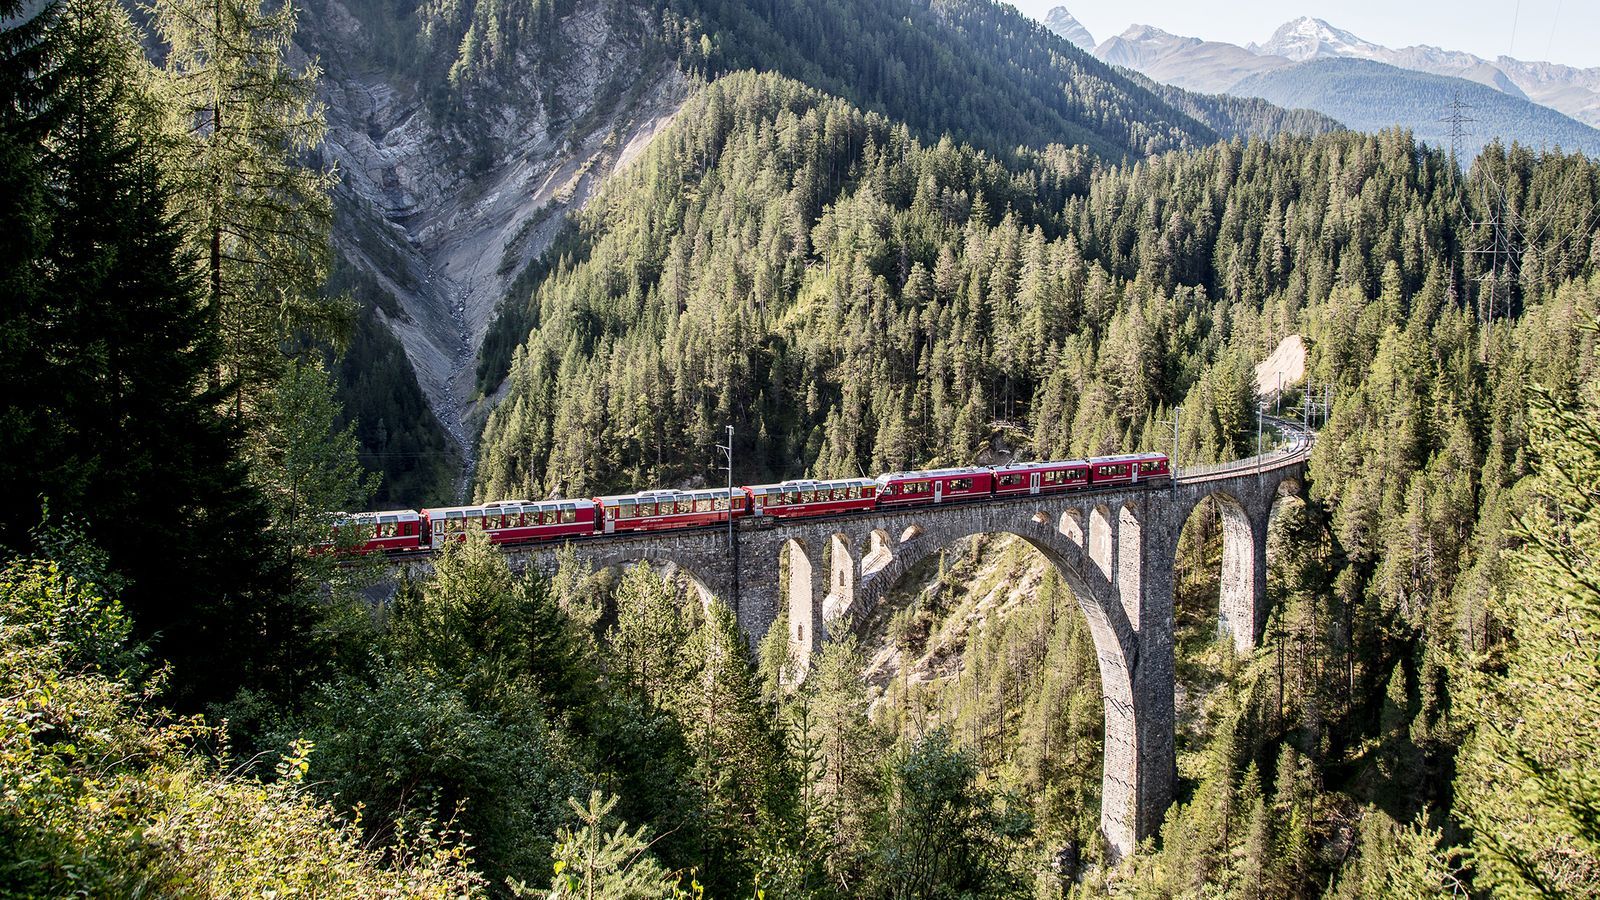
xmin=478 ymin=70 xmax=1595 ymax=501
xmin=0 ymin=0 xmax=313 ymax=710
xmin=868 ymin=728 xmax=1031 ymax=899
xmin=151 ymin=0 xmax=348 ymax=420
xmin=291 ymin=662 xmax=587 ymax=888
xmin=667 ymin=0 xmax=1218 ymax=161
xmin=1453 ymin=371 xmax=1600 ymax=897
xmin=0 ymin=557 xmax=484 ymax=897
xmin=528 ymin=791 xmax=679 ymax=900
xmin=248 ymin=356 xmax=374 ymax=542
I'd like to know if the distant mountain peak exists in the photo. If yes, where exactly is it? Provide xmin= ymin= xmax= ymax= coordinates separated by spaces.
xmin=1042 ymin=7 xmax=1095 ymax=51
xmin=1251 ymin=16 xmax=1384 ymax=62
xmin=1117 ymin=24 xmax=1182 ymax=44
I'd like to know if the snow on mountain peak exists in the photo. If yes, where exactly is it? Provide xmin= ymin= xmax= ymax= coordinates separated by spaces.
xmin=1041 ymin=7 xmax=1096 ymax=51
xmin=1251 ymin=16 xmax=1385 ymax=62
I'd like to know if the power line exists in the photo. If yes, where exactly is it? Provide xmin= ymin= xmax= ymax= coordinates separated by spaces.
xmin=1509 ymin=0 xmax=1523 ymax=58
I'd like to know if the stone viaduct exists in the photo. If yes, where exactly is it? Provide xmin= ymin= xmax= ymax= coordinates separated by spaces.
xmin=397 ymin=428 xmax=1311 ymax=860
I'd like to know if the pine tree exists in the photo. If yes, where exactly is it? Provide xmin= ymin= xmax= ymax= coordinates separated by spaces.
xmin=248 ymin=356 xmax=372 ymax=543
xmin=1454 ymin=379 xmax=1600 ymax=897
xmin=2 ymin=0 xmax=299 ymax=709
xmin=529 ymin=791 xmax=678 ymax=900
xmin=149 ymin=0 xmax=345 ymax=420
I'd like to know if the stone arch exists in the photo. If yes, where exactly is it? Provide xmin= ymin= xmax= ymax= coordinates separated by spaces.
xmin=861 ymin=528 xmax=894 ymax=577
xmin=1089 ymin=504 xmax=1114 ymax=578
xmin=586 ymin=549 xmax=720 ymax=610
xmin=823 ymin=532 xmax=857 ymax=623
xmin=899 ymin=524 xmax=924 ymax=543
xmin=783 ymin=538 xmax=825 ymax=675
xmin=1172 ymin=490 xmax=1262 ymax=653
xmin=1060 ymin=508 xmax=1085 ymax=546
xmin=852 ymin=519 xmax=1153 ymax=860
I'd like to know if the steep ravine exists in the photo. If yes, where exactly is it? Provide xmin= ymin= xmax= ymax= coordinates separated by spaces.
xmin=300 ymin=0 xmax=689 ymax=483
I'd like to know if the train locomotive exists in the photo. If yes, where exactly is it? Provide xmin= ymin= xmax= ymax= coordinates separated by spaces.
xmin=322 ymin=452 xmax=1171 ymax=556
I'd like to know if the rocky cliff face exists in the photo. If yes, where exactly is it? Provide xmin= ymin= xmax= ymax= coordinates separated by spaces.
xmin=298 ymin=0 xmax=689 ymax=462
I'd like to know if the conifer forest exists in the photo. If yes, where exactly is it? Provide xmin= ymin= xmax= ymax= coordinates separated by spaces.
xmin=2 ymin=0 xmax=1599 ymax=896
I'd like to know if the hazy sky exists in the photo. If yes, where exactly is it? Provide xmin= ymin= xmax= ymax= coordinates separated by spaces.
xmin=1010 ymin=0 xmax=1600 ymax=70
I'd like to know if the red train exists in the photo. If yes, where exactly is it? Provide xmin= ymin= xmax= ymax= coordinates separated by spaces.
xmin=322 ymin=452 xmax=1170 ymax=555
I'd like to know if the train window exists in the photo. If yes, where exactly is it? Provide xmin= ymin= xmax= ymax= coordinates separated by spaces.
xmin=864 ymin=486 xmax=875 ymax=497
xmin=733 ymin=495 xmax=744 ymax=510
xmin=999 ymin=473 xmax=1021 ymax=486
xmin=801 ymin=490 xmax=816 ymax=503
xmin=714 ymin=497 xmax=729 ymax=511
xmin=673 ymin=500 xmax=689 ymax=514
xmin=693 ymin=499 xmax=709 ymax=512
xmin=846 ymin=486 xmax=859 ymax=499
xmin=560 ymin=509 xmax=574 ymax=524
xmin=951 ymin=478 xmax=972 ymax=491
xmin=909 ymin=481 xmax=929 ymax=494
xmin=536 ymin=510 xmax=551 ymax=525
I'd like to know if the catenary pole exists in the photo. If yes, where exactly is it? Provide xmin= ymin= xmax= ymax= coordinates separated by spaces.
xmin=724 ymin=425 xmax=734 ymax=549
xmin=1171 ymin=405 xmax=1181 ymax=495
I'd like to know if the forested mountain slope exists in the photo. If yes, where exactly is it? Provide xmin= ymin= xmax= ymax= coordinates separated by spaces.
xmin=475 ymin=69 xmax=1597 ymax=500
xmin=463 ymin=68 xmax=1600 ymax=893
xmin=285 ymin=0 xmax=1332 ymax=503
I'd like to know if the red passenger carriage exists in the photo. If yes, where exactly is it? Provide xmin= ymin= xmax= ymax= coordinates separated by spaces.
xmin=423 ymin=499 xmax=599 ymax=548
xmin=324 ymin=509 xmax=425 ymax=555
xmin=1087 ymin=452 xmax=1171 ymax=486
xmin=747 ymin=478 xmax=878 ymax=518
xmin=875 ymin=467 xmax=992 ymax=507
xmin=990 ymin=460 xmax=1091 ymax=495
xmin=598 ymin=487 xmax=748 ymax=534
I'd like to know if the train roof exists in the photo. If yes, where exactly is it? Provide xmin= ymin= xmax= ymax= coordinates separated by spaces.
xmin=747 ymin=478 xmax=877 ymax=493
xmin=595 ymin=487 xmax=743 ymax=505
xmin=423 ymin=499 xmax=596 ymax=518
xmin=874 ymin=466 xmax=989 ymax=482
xmin=990 ymin=458 xmax=1091 ymax=470
xmin=334 ymin=509 xmax=421 ymax=523
xmin=1092 ymin=452 xmax=1168 ymax=463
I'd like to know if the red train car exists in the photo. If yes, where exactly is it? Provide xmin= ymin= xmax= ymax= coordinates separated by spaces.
xmin=990 ymin=460 xmax=1091 ymax=495
xmin=1087 ymin=452 xmax=1171 ymax=486
xmin=598 ymin=487 xmax=747 ymax=534
xmin=747 ymin=478 xmax=877 ymax=518
xmin=875 ymin=467 xmax=992 ymax=507
xmin=323 ymin=509 xmax=425 ymax=555
xmin=423 ymin=499 xmax=599 ymax=548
